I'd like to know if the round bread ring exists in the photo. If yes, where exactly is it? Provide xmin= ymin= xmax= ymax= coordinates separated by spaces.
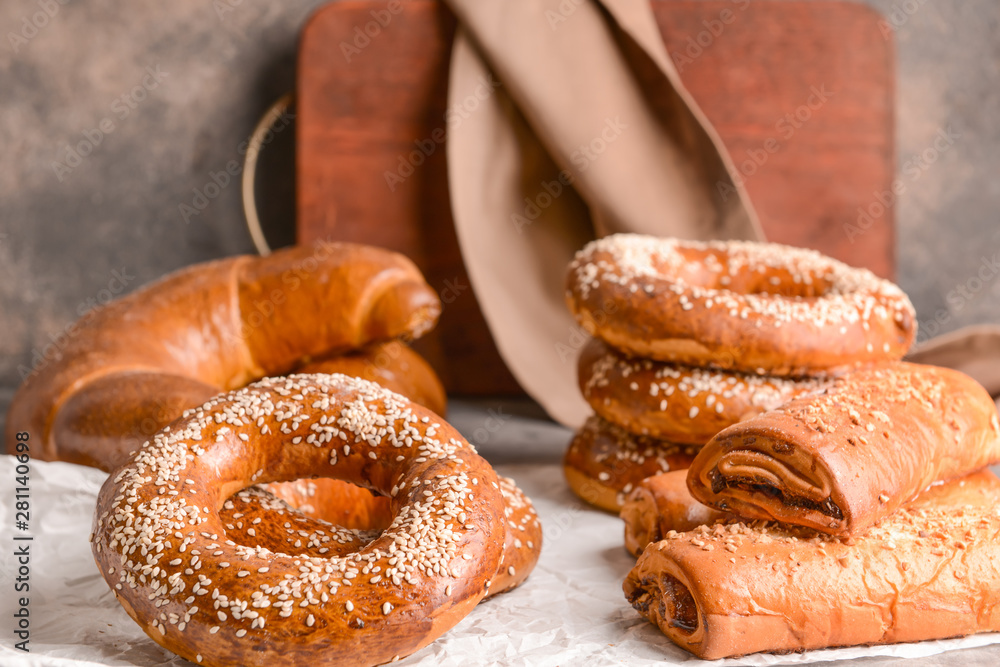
xmin=224 ymin=475 xmax=541 ymax=598
xmin=7 ymin=242 xmax=441 ymax=469
xmin=91 ymin=374 xmax=506 ymax=667
xmin=563 ymin=415 xmax=699 ymax=513
xmin=578 ymin=338 xmax=830 ymax=444
xmin=565 ymin=234 xmax=916 ymax=376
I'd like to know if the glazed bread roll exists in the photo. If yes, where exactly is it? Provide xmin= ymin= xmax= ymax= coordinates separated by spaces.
xmin=688 ymin=362 xmax=1000 ymax=536
xmin=625 ymin=469 xmax=1000 ymax=659
xmin=620 ymin=470 xmax=726 ymax=556
xmin=6 ymin=242 xmax=441 ymax=469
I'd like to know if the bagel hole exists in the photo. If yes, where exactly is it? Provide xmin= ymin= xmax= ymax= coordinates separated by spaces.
xmin=675 ymin=248 xmax=831 ymax=298
xmin=219 ymin=479 xmax=393 ymax=557
xmin=261 ymin=478 xmax=392 ymax=531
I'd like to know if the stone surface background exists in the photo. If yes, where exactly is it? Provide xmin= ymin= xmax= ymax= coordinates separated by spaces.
xmin=1 ymin=0 xmax=998 ymax=408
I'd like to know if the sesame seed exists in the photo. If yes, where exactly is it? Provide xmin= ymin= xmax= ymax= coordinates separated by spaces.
xmin=90 ymin=374 xmax=515 ymax=654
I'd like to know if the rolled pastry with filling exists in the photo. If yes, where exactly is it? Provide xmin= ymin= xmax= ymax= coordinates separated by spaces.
xmin=625 ymin=469 xmax=1000 ymax=659
xmin=688 ymin=362 xmax=1000 ymax=536
xmin=620 ymin=470 xmax=726 ymax=557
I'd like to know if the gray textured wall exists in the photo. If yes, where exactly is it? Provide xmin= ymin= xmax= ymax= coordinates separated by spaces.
xmin=1 ymin=0 xmax=998 ymax=410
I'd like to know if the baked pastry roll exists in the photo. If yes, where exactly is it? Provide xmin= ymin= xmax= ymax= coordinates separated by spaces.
xmin=688 ymin=363 xmax=1000 ymax=536
xmin=625 ymin=469 xmax=1000 ymax=659
xmin=620 ymin=470 xmax=726 ymax=556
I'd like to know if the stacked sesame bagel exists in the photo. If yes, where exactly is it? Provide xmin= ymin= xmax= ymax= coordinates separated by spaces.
xmin=562 ymin=234 xmax=917 ymax=512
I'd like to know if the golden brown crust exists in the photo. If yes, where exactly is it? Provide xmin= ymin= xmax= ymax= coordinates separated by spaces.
xmin=50 ymin=372 xmax=220 ymax=469
xmin=563 ymin=415 xmax=699 ymax=512
xmin=6 ymin=242 xmax=441 ymax=464
xmin=488 ymin=476 xmax=543 ymax=596
xmin=299 ymin=340 xmax=446 ymax=418
xmin=565 ymin=235 xmax=915 ymax=376
xmin=91 ymin=374 xmax=505 ymax=667
xmin=578 ymin=338 xmax=829 ymax=444
xmin=221 ymin=476 xmax=541 ymax=599
xmin=688 ymin=362 xmax=1000 ymax=536
xmin=624 ymin=470 xmax=1000 ymax=659
xmin=39 ymin=340 xmax=443 ymax=474
xmin=620 ymin=470 xmax=726 ymax=557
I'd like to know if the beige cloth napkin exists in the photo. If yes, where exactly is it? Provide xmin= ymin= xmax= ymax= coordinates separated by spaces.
xmin=907 ymin=325 xmax=1000 ymax=409
xmin=444 ymin=0 xmax=763 ymax=427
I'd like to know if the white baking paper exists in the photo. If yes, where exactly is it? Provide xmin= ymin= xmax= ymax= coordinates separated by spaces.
xmin=2 ymin=454 xmax=1000 ymax=666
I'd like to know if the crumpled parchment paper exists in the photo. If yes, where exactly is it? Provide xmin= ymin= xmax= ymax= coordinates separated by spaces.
xmin=2 ymin=455 xmax=999 ymax=666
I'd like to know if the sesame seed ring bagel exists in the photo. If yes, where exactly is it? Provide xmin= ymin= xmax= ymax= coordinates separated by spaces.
xmin=225 ymin=476 xmax=541 ymax=598
xmin=564 ymin=415 xmax=699 ymax=513
xmin=91 ymin=374 xmax=506 ymax=667
xmin=578 ymin=338 xmax=830 ymax=444
xmin=565 ymin=234 xmax=917 ymax=376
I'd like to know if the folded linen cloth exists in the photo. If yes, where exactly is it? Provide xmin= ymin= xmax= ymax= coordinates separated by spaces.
xmin=444 ymin=0 xmax=763 ymax=426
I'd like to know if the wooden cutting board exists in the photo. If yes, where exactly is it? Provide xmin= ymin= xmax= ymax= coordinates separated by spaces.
xmin=297 ymin=0 xmax=894 ymax=395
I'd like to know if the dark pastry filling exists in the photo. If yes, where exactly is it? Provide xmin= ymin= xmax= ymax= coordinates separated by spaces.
xmin=627 ymin=574 xmax=700 ymax=635
xmin=709 ymin=470 xmax=843 ymax=520
xmin=661 ymin=575 xmax=698 ymax=635
xmin=627 ymin=578 xmax=654 ymax=615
